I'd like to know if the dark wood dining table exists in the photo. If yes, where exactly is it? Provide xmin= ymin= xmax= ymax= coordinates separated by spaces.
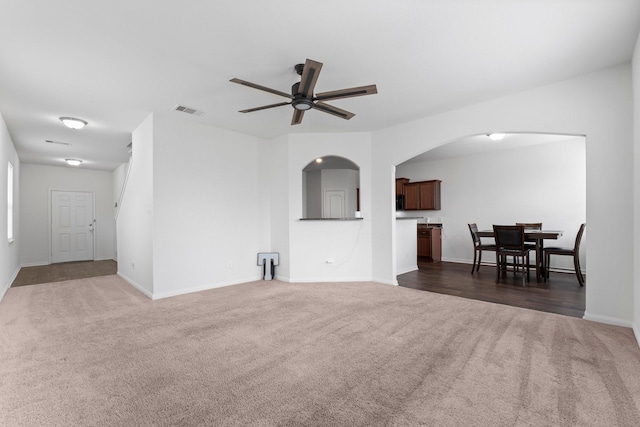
xmin=476 ymin=229 xmax=563 ymax=282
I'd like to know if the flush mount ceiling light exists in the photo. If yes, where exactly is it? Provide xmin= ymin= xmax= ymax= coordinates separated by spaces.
xmin=59 ymin=117 xmax=88 ymax=130
xmin=488 ymin=133 xmax=506 ymax=141
xmin=65 ymin=159 xmax=83 ymax=166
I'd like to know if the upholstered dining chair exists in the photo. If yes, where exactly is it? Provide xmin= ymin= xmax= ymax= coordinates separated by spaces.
xmin=493 ymin=224 xmax=533 ymax=286
xmin=468 ymin=223 xmax=496 ymax=273
xmin=543 ymin=223 xmax=586 ymax=287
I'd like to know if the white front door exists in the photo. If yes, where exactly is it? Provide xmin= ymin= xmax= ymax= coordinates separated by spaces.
xmin=51 ymin=191 xmax=95 ymax=263
xmin=323 ymin=190 xmax=346 ymax=218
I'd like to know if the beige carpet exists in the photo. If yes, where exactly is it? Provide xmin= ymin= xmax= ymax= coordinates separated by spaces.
xmin=1 ymin=276 xmax=639 ymax=426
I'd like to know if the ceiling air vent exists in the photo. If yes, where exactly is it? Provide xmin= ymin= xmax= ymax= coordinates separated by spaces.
xmin=45 ymin=139 xmax=71 ymax=146
xmin=173 ymin=105 xmax=204 ymax=116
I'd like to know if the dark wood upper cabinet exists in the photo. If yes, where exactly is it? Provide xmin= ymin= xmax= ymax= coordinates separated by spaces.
xmin=404 ymin=182 xmax=419 ymax=210
xmin=395 ymin=178 xmax=410 ymax=195
xmin=403 ymin=180 xmax=441 ymax=210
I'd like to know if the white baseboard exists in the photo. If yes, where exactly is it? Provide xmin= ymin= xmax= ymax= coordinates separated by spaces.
xmin=442 ymin=257 xmax=474 ymax=264
xmin=289 ymin=276 xmax=374 ymax=284
xmin=372 ymin=276 xmax=398 ymax=286
xmin=20 ymin=261 xmax=50 ymax=268
xmin=0 ymin=282 xmax=8 ymax=304
xmin=94 ymin=257 xmax=117 ymax=262
xmin=582 ymin=312 xmax=633 ymax=329
xmin=117 ymin=273 xmax=153 ymax=299
xmin=151 ymin=275 xmax=263 ymax=300
xmin=0 ymin=264 xmax=22 ymax=304
xmin=397 ymin=265 xmax=419 ymax=275
xmin=633 ymin=323 xmax=640 ymax=348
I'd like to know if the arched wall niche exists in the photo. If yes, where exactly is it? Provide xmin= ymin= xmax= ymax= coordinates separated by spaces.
xmin=302 ymin=155 xmax=360 ymax=219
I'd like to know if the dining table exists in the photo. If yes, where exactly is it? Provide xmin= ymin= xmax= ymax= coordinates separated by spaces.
xmin=476 ymin=229 xmax=563 ymax=282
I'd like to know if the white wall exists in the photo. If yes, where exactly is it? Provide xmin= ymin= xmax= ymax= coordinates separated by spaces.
xmin=632 ymin=31 xmax=640 ymax=344
xmin=0 ymin=113 xmax=20 ymax=301
xmin=396 ymin=137 xmax=586 ymax=272
xmin=113 ymin=161 xmax=128 ymax=211
xmin=288 ymin=133 xmax=372 ymax=282
xmin=112 ymin=160 xmax=129 ymax=261
xmin=117 ymin=114 xmax=154 ymax=296
xmin=373 ymin=64 xmax=633 ymax=327
xmin=396 ymin=219 xmax=418 ymax=275
xmin=263 ymin=135 xmax=290 ymax=280
xmin=304 ymin=170 xmax=321 ymax=218
xmin=150 ymin=113 xmax=269 ymax=298
xmin=20 ymin=163 xmax=116 ymax=266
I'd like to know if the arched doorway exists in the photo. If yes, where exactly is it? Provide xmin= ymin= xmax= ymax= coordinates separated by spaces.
xmin=394 ymin=132 xmax=586 ymax=316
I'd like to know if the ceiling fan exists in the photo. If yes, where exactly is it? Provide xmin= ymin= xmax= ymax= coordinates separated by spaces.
xmin=230 ymin=59 xmax=377 ymax=125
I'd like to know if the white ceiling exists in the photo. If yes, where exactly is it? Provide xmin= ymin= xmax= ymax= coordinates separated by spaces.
xmin=0 ymin=1 xmax=639 ymax=171
xmin=401 ymin=133 xmax=582 ymax=164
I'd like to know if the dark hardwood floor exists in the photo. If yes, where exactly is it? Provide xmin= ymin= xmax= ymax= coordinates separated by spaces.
xmin=11 ymin=260 xmax=118 ymax=287
xmin=397 ymin=259 xmax=585 ymax=318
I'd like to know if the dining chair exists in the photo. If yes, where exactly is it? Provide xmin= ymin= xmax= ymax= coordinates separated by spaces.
xmin=467 ymin=223 xmax=496 ymax=273
xmin=493 ymin=224 xmax=533 ymax=286
xmin=543 ymin=223 xmax=586 ymax=287
xmin=516 ymin=222 xmax=542 ymax=265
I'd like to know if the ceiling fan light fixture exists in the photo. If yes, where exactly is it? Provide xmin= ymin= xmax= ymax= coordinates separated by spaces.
xmin=292 ymin=97 xmax=313 ymax=111
xmin=65 ymin=158 xmax=83 ymax=166
xmin=59 ymin=117 xmax=88 ymax=130
xmin=488 ymin=133 xmax=506 ymax=141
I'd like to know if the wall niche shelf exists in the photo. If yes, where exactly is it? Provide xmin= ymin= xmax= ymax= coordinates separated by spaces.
xmin=300 ymin=218 xmax=364 ymax=221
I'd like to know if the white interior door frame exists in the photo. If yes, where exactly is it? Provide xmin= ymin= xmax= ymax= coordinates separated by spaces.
xmin=49 ymin=190 xmax=96 ymax=264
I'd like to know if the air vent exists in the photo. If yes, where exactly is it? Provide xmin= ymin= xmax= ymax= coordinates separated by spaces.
xmin=45 ymin=140 xmax=71 ymax=146
xmin=173 ymin=105 xmax=204 ymax=116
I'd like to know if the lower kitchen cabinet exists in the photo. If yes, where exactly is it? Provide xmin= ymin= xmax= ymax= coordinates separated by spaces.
xmin=417 ymin=225 xmax=442 ymax=262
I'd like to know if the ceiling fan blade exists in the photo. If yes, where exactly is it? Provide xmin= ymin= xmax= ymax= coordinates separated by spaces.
xmin=299 ymin=59 xmax=323 ymax=97
xmin=239 ymin=102 xmax=290 ymax=113
xmin=315 ymin=84 xmax=378 ymax=101
xmin=291 ymin=109 xmax=305 ymax=125
xmin=312 ymin=101 xmax=355 ymax=120
xmin=230 ymin=78 xmax=293 ymax=99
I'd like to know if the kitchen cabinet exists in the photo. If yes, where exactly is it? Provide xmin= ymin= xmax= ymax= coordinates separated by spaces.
xmin=395 ymin=178 xmax=410 ymax=195
xmin=417 ymin=224 xmax=441 ymax=262
xmin=404 ymin=180 xmax=441 ymax=210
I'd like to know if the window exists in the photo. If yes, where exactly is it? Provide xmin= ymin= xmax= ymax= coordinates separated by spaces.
xmin=7 ymin=162 xmax=13 ymax=241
